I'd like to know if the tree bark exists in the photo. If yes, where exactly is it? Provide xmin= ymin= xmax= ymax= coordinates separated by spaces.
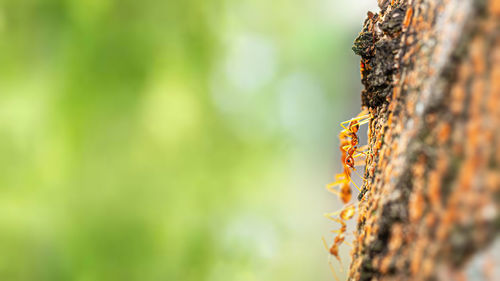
xmin=348 ymin=0 xmax=500 ymax=280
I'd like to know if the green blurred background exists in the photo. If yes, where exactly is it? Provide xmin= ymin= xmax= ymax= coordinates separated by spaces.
xmin=0 ymin=0 xmax=378 ymax=280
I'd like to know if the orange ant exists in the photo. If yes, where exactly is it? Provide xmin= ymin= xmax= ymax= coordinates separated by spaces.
xmin=322 ymin=204 xmax=357 ymax=280
xmin=340 ymin=112 xmax=370 ymax=155
xmin=341 ymin=112 xmax=371 ymax=182
xmin=327 ymin=110 xmax=371 ymax=201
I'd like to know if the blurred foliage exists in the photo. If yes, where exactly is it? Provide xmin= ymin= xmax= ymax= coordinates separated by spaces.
xmin=0 ymin=0 xmax=376 ymax=280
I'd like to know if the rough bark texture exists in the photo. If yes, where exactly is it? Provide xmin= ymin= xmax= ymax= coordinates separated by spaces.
xmin=349 ymin=0 xmax=500 ymax=280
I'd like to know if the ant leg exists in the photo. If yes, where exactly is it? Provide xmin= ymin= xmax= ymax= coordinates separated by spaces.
xmin=333 ymin=228 xmax=357 ymax=236
xmin=341 ymin=113 xmax=371 ymax=124
xmin=357 ymin=144 xmax=369 ymax=150
xmin=353 ymin=144 xmax=370 ymax=157
xmin=335 ymin=253 xmax=344 ymax=272
xmin=325 ymin=203 xmax=357 ymax=219
xmin=356 ymin=118 xmax=370 ymax=127
xmin=351 ymin=177 xmax=363 ymax=191
xmin=324 ymin=215 xmax=348 ymax=235
xmin=346 ymin=173 xmax=362 ymax=191
xmin=324 ymin=210 xmax=342 ymax=219
xmin=335 ymin=173 xmax=348 ymax=180
xmin=322 ymin=236 xmax=330 ymax=251
xmin=326 ymin=176 xmax=348 ymax=189
xmin=353 ymin=153 xmax=367 ymax=160
xmin=340 ymin=114 xmax=372 ymax=129
xmin=342 ymin=144 xmax=354 ymax=152
xmin=328 ymin=260 xmax=341 ymax=281
xmin=352 ymin=169 xmax=368 ymax=183
xmin=353 ymin=155 xmax=367 ymax=165
xmin=340 ymin=117 xmax=371 ymax=136
xmin=326 ymin=185 xmax=341 ymax=197
xmin=323 ymin=214 xmax=344 ymax=224
xmin=327 ymin=180 xmax=344 ymax=188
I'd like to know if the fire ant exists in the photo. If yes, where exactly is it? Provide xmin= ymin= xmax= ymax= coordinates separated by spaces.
xmin=341 ymin=112 xmax=371 ymax=182
xmin=327 ymin=110 xmax=371 ymax=200
xmin=322 ymin=204 xmax=357 ymax=280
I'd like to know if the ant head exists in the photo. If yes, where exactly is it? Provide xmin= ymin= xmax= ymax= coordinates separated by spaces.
xmin=345 ymin=156 xmax=355 ymax=168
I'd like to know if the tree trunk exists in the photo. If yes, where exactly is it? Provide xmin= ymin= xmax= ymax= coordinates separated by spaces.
xmin=348 ymin=0 xmax=500 ymax=280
